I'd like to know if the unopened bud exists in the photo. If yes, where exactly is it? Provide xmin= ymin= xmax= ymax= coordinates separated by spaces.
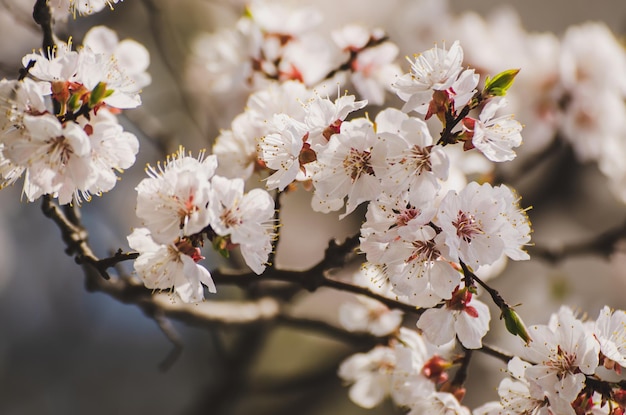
xmin=502 ymin=306 xmax=532 ymax=344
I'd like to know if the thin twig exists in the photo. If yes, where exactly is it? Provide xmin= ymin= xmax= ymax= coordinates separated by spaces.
xmin=451 ymin=347 xmax=473 ymax=387
xmin=151 ymin=310 xmax=184 ymax=372
xmin=139 ymin=0 xmax=206 ymax=140
xmin=479 ymin=342 xmax=513 ymax=363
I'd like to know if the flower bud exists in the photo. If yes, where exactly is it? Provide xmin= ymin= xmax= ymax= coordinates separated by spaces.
xmin=501 ymin=306 xmax=532 ymax=344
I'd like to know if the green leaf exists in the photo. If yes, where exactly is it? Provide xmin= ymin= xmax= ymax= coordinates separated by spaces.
xmin=212 ymin=235 xmax=231 ymax=259
xmin=89 ymin=81 xmax=109 ymax=108
xmin=483 ymin=69 xmax=520 ymax=97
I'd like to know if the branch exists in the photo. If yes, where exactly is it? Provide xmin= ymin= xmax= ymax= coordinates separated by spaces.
xmin=276 ymin=314 xmax=388 ymax=349
xmin=460 ymin=260 xmax=508 ymax=310
xmin=451 ymin=347 xmax=473 ymax=388
xmin=211 ymin=265 xmax=423 ymax=316
xmin=322 ymin=35 xmax=390 ymax=81
xmin=32 ymin=0 xmax=54 ymax=51
xmin=479 ymin=342 xmax=513 ymax=364
xmin=529 ymin=219 xmax=626 ymax=264
xmin=139 ymin=0 xmax=206 ymax=140
xmin=41 ymin=196 xmax=110 ymax=278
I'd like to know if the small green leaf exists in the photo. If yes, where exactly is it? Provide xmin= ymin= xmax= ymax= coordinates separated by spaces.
xmin=67 ymin=92 xmax=82 ymax=112
xmin=212 ymin=235 xmax=231 ymax=259
xmin=89 ymin=81 xmax=109 ymax=108
xmin=483 ymin=69 xmax=520 ymax=97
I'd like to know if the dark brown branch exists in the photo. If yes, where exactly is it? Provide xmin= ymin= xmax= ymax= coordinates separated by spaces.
xmin=451 ymin=347 xmax=473 ymax=387
xmin=323 ymin=35 xmax=390 ymax=81
xmin=479 ymin=342 xmax=513 ymax=364
xmin=528 ymin=219 xmax=626 ymax=264
xmin=211 ymin=266 xmax=423 ymax=316
xmin=460 ymin=260 xmax=508 ymax=310
xmin=32 ymin=0 xmax=54 ymax=51
xmin=41 ymin=196 xmax=110 ymax=279
xmin=276 ymin=314 xmax=389 ymax=349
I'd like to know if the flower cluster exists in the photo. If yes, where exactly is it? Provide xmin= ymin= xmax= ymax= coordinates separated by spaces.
xmin=129 ymin=147 xmax=277 ymax=303
xmin=338 ymin=327 xmax=471 ymax=414
xmin=211 ymin=37 xmax=530 ymax=412
xmin=189 ymin=0 xmax=401 ymax=105
xmin=441 ymin=12 xmax=626 ymax=204
xmin=10 ymin=2 xmax=626 ymax=414
xmin=219 ymin=41 xmax=529 ymax=351
xmin=0 ymin=26 xmax=148 ymax=204
xmin=476 ymin=306 xmax=626 ymax=415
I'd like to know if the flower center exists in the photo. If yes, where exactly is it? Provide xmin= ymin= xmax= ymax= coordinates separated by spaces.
xmin=396 ymin=206 xmax=421 ymax=227
xmin=343 ymin=147 xmax=374 ymax=182
xmin=221 ymin=206 xmax=242 ymax=229
xmin=452 ymin=210 xmax=482 ymax=242
xmin=47 ymin=136 xmax=73 ymax=167
xmin=407 ymin=239 xmax=439 ymax=263
xmin=409 ymin=145 xmax=432 ymax=174
xmin=547 ymin=345 xmax=578 ymax=379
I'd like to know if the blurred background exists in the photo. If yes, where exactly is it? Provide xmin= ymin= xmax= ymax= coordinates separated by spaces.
xmin=0 ymin=0 xmax=626 ymax=413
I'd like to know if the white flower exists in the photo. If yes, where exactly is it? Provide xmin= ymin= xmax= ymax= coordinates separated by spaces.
xmin=392 ymin=226 xmax=460 ymax=307
xmin=449 ymin=69 xmax=479 ymax=111
xmin=437 ymin=182 xmax=531 ymax=268
xmin=246 ymin=80 xmax=314 ymax=128
xmin=351 ymin=262 xmax=397 ymax=298
xmin=304 ymin=92 xmax=367 ymax=148
xmin=22 ymin=42 xmax=79 ymax=84
xmin=338 ymin=346 xmax=396 ymax=408
xmin=375 ymin=108 xmax=448 ymax=200
xmin=3 ymin=113 xmax=95 ymax=204
xmin=213 ymin=112 xmax=262 ymax=180
xmin=560 ymin=22 xmax=626 ymax=96
xmin=208 ymin=176 xmax=276 ymax=274
xmin=491 ymin=357 xmax=552 ymax=415
xmin=23 ymin=35 xmax=144 ymax=111
xmin=339 ymin=295 xmax=403 ymax=336
xmin=258 ymin=114 xmax=309 ymax=191
xmin=80 ymin=109 xmax=139 ymax=196
xmin=332 ymin=25 xmax=401 ymax=106
xmin=468 ymin=97 xmax=523 ymax=162
xmin=338 ymin=328 xmax=437 ymax=409
xmin=83 ymin=26 xmax=151 ymax=90
xmin=393 ymin=41 xmax=464 ymax=114
xmin=0 ymin=143 xmax=24 ymax=189
xmin=247 ymin=1 xmax=322 ymax=37
xmin=311 ymin=118 xmax=383 ymax=217
xmin=74 ymin=45 xmax=142 ymax=109
xmin=594 ymin=306 xmax=626 ymax=369
xmin=407 ymin=392 xmax=470 ymax=415
xmin=135 ymin=147 xmax=217 ymax=245
xmin=521 ymin=306 xmax=600 ymax=414
xmin=48 ymin=0 xmax=121 ymax=17
xmin=391 ymin=328 xmax=437 ymax=406
xmin=332 ymin=24 xmax=375 ymax=51
xmin=127 ymin=228 xmax=215 ymax=304
xmin=416 ymin=287 xmax=491 ymax=349
xmin=350 ymin=43 xmax=402 ymax=106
